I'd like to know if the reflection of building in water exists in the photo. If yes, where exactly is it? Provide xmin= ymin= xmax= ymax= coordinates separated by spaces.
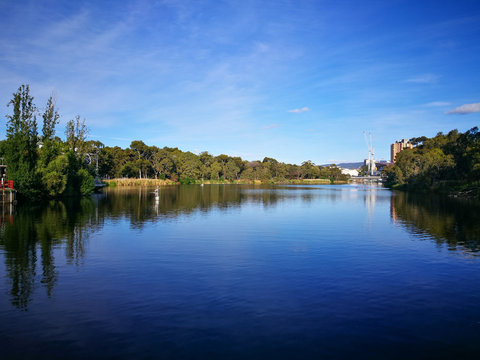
xmin=391 ymin=139 xmax=413 ymax=163
xmin=364 ymin=188 xmax=377 ymax=219
xmin=390 ymin=195 xmax=398 ymax=223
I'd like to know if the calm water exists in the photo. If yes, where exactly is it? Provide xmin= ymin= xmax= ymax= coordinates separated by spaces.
xmin=1 ymin=185 xmax=480 ymax=359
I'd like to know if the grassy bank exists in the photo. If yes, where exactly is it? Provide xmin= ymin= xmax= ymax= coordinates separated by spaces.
xmin=104 ymin=178 xmax=348 ymax=187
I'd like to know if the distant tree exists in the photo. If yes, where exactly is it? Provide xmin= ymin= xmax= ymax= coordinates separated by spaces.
xmin=98 ymin=147 xmax=115 ymax=178
xmin=130 ymin=140 xmax=153 ymax=178
xmin=176 ymin=152 xmax=201 ymax=180
xmin=152 ymin=148 xmax=175 ymax=179
xmin=409 ymin=136 xmax=428 ymax=146
xmin=199 ymin=152 xmax=214 ymax=180
xmin=455 ymin=127 xmax=480 ymax=181
xmin=300 ymin=161 xmax=317 ymax=178
xmin=224 ymin=159 xmax=240 ymax=180
xmin=244 ymin=161 xmax=261 ymax=180
xmin=66 ymin=115 xmax=88 ymax=156
xmin=209 ymin=161 xmax=222 ymax=180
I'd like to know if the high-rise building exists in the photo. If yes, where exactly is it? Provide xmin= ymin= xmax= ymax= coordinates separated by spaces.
xmin=390 ymin=139 xmax=413 ymax=163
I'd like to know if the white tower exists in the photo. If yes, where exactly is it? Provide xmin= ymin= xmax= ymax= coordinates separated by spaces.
xmin=363 ymin=131 xmax=376 ymax=176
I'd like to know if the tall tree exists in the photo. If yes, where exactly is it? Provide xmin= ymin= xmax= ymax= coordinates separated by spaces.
xmin=66 ymin=115 xmax=88 ymax=155
xmin=38 ymin=95 xmax=61 ymax=168
xmin=5 ymin=85 xmax=40 ymax=198
xmin=42 ymin=96 xmax=59 ymax=141
xmin=130 ymin=140 xmax=153 ymax=178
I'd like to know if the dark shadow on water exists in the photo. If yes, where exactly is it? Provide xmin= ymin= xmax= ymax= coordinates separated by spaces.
xmin=0 ymin=197 xmax=102 ymax=309
xmin=390 ymin=191 xmax=480 ymax=254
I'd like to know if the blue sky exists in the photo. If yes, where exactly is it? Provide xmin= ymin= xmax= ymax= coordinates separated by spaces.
xmin=1 ymin=0 xmax=479 ymax=164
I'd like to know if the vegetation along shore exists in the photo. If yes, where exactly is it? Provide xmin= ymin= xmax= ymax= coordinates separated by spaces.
xmin=384 ymin=127 xmax=480 ymax=198
xmin=0 ymin=85 xmax=349 ymax=200
xmin=1 ymin=84 xmax=478 ymax=200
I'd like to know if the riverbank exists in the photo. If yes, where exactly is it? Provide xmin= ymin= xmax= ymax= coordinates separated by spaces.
xmin=389 ymin=181 xmax=480 ymax=200
xmin=104 ymin=178 xmax=349 ymax=187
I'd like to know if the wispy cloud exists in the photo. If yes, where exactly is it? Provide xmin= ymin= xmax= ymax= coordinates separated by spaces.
xmin=446 ymin=102 xmax=480 ymax=115
xmin=288 ymin=107 xmax=309 ymax=113
xmin=405 ymin=74 xmax=438 ymax=84
xmin=109 ymin=137 xmax=132 ymax=142
xmin=262 ymin=123 xmax=280 ymax=129
xmin=424 ymin=101 xmax=450 ymax=107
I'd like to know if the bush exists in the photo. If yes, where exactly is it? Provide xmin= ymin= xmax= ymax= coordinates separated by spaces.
xmin=179 ymin=177 xmax=196 ymax=185
xmin=77 ymin=168 xmax=95 ymax=195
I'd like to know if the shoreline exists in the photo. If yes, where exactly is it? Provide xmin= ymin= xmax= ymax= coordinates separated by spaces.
xmin=103 ymin=178 xmax=349 ymax=187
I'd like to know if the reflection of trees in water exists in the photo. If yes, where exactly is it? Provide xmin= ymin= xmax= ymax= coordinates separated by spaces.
xmin=0 ymin=186 xmax=295 ymax=309
xmin=391 ymin=191 xmax=480 ymax=254
xmin=0 ymin=198 xmax=102 ymax=309
xmin=0 ymin=185 xmax=410 ymax=309
xmin=100 ymin=185 xmax=293 ymax=226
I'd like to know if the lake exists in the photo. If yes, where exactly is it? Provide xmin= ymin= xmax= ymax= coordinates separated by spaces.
xmin=1 ymin=184 xmax=480 ymax=359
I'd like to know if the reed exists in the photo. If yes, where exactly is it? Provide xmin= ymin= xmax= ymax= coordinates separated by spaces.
xmin=104 ymin=178 xmax=347 ymax=187
xmin=104 ymin=179 xmax=177 ymax=187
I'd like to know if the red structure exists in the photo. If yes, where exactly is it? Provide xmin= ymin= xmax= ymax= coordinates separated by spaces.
xmin=1 ymin=180 xmax=14 ymax=190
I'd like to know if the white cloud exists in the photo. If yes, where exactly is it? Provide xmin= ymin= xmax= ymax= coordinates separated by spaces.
xmin=424 ymin=101 xmax=450 ymax=107
xmin=262 ymin=123 xmax=280 ymax=129
xmin=406 ymin=74 xmax=438 ymax=84
xmin=109 ymin=137 xmax=132 ymax=142
xmin=446 ymin=102 xmax=480 ymax=115
xmin=288 ymin=107 xmax=309 ymax=113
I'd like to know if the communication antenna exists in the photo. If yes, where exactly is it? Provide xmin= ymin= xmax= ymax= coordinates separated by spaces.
xmin=363 ymin=131 xmax=375 ymax=176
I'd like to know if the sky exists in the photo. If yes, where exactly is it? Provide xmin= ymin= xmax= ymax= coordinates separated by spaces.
xmin=0 ymin=0 xmax=479 ymax=164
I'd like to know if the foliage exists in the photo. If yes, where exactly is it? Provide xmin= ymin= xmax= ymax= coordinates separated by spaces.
xmin=92 ymin=141 xmax=348 ymax=184
xmin=4 ymin=85 xmax=40 ymax=199
xmin=2 ymin=85 xmax=97 ymax=199
xmin=385 ymin=127 xmax=480 ymax=196
xmin=77 ymin=168 xmax=95 ymax=195
xmin=93 ymin=145 xmax=350 ymax=183
xmin=179 ymin=177 xmax=196 ymax=184
xmin=39 ymin=154 xmax=69 ymax=197
xmin=66 ymin=115 xmax=88 ymax=155
xmin=2 ymin=84 xmax=352 ymax=200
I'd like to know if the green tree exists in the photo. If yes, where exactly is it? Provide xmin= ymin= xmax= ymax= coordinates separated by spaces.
xmin=209 ymin=161 xmax=222 ymax=180
xmin=176 ymin=152 xmax=201 ymax=180
xmin=37 ymin=96 xmax=67 ymax=197
xmin=66 ymin=115 xmax=88 ymax=156
xmin=152 ymin=148 xmax=175 ymax=179
xmin=42 ymin=96 xmax=59 ymax=141
xmin=199 ymin=152 xmax=214 ymax=180
xmin=130 ymin=140 xmax=153 ymax=178
xmin=4 ymin=85 xmax=40 ymax=199
xmin=224 ymin=159 xmax=240 ymax=180
xmin=41 ymin=155 xmax=69 ymax=197
xmin=300 ymin=161 xmax=318 ymax=179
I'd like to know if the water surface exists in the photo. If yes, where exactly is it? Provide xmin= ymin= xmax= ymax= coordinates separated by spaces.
xmin=1 ymin=185 xmax=480 ymax=359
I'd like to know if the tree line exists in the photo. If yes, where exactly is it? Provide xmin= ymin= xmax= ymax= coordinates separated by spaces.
xmin=1 ymin=85 xmax=348 ymax=199
xmin=96 ymin=142 xmax=348 ymax=184
xmin=384 ymin=127 xmax=480 ymax=196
